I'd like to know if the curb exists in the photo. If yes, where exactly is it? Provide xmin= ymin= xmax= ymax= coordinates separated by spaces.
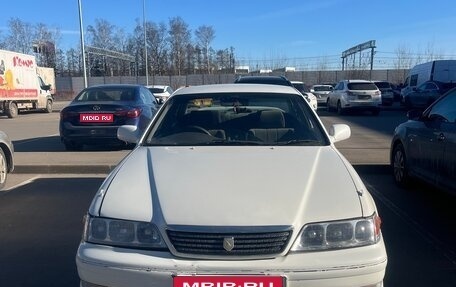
xmin=13 ymin=164 xmax=116 ymax=174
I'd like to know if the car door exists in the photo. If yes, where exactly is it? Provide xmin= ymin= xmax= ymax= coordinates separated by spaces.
xmin=423 ymin=82 xmax=440 ymax=106
xmin=425 ymin=89 xmax=456 ymax=191
xmin=409 ymin=82 xmax=428 ymax=108
xmin=329 ymin=82 xmax=343 ymax=107
xmin=405 ymin=114 xmax=444 ymax=185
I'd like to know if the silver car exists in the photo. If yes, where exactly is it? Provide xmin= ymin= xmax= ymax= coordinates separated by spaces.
xmin=0 ymin=131 xmax=14 ymax=190
xmin=311 ymin=84 xmax=334 ymax=105
xmin=327 ymin=80 xmax=382 ymax=115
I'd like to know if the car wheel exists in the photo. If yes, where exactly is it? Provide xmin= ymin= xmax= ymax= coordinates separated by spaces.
xmin=392 ymin=143 xmax=410 ymax=187
xmin=6 ymin=102 xmax=18 ymax=118
xmin=64 ymin=140 xmax=83 ymax=151
xmin=337 ymin=101 xmax=344 ymax=115
xmin=45 ymin=100 xmax=53 ymax=113
xmin=0 ymin=148 xmax=7 ymax=190
xmin=326 ymin=99 xmax=332 ymax=112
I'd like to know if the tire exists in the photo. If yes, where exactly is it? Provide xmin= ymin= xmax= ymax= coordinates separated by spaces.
xmin=326 ymin=99 xmax=332 ymax=112
xmin=0 ymin=148 xmax=8 ymax=191
xmin=44 ymin=100 xmax=53 ymax=113
xmin=392 ymin=143 xmax=410 ymax=187
xmin=337 ymin=101 xmax=344 ymax=115
xmin=6 ymin=102 xmax=18 ymax=118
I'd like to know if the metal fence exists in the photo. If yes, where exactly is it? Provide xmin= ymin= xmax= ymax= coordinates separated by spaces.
xmin=55 ymin=69 xmax=408 ymax=100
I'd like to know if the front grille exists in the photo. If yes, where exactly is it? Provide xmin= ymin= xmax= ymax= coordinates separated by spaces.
xmin=167 ymin=229 xmax=292 ymax=256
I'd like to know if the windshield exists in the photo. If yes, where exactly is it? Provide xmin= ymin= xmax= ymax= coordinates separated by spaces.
xmin=74 ymin=87 xmax=137 ymax=102
xmin=144 ymin=92 xmax=328 ymax=146
xmin=313 ymin=86 xmax=333 ymax=92
xmin=149 ymin=87 xmax=166 ymax=93
xmin=292 ymin=83 xmax=310 ymax=93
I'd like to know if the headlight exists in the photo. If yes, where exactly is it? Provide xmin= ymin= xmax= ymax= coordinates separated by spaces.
xmin=83 ymin=215 xmax=168 ymax=250
xmin=290 ymin=214 xmax=381 ymax=252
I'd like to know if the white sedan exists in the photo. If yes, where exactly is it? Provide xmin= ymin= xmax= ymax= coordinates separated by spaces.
xmin=76 ymin=84 xmax=387 ymax=287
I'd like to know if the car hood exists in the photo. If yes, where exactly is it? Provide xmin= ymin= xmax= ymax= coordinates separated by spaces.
xmin=96 ymin=146 xmax=364 ymax=226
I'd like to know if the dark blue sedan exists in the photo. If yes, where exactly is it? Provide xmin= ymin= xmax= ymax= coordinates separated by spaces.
xmin=391 ymin=87 xmax=456 ymax=193
xmin=59 ymin=84 xmax=159 ymax=150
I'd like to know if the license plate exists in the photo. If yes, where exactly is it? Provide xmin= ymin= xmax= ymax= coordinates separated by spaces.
xmin=79 ymin=113 xmax=113 ymax=123
xmin=173 ymin=275 xmax=284 ymax=287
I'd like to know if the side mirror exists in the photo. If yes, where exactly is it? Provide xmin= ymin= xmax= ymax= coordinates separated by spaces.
xmin=118 ymin=125 xmax=140 ymax=144
xmin=328 ymin=124 xmax=351 ymax=143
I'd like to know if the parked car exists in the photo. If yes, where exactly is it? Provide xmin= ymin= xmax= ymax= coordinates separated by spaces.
xmin=310 ymin=84 xmax=334 ymax=105
xmin=373 ymin=81 xmax=394 ymax=106
xmin=146 ymin=85 xmax=174 ymax=104
xmin=234 ymin=76 xmax=317 ymax=111
xmin=402 ymin=80 xmax=456 ymax=110
xmin=59 ymin=84 xmax=159 ymax=151
xmin=0 ymin=131 xmax=14 ymax=191
xmin=327 ymin=80 xmax=382 ymax=115
xmin=234 ymin=75 xmax=292 ymax=86
xmin=290 ymin=81 xmax=318 ymax=111
xmin=391 ymin=87 xmax=456 ymax=193
xmin=76 ymin=83 xmax=387 ymax=287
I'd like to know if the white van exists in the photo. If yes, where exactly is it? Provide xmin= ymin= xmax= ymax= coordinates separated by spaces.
xmin=401 ymin=60 xmax=456 ymax=101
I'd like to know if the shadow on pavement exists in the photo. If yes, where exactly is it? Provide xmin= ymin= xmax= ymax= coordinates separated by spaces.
xmin=13 ymin=136 xmax=130 ymax=152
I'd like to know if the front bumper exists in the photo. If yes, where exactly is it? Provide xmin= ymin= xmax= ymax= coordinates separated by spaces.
xmin=76 ymin=239 xmax=387 ymax=287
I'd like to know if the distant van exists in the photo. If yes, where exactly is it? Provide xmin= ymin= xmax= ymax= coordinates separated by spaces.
xmin=401 ymin=60 xmax=456 ymax=99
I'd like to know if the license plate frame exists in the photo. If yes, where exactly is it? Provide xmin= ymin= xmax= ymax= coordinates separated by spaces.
xmin=79 ymin=113 xmax=114 ymax=123
xmin=173 ymin=275 xmax=284 ymax=287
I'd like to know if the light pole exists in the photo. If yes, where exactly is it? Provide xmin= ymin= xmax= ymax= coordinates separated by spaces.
xmin=143 ymin=0 xmax=149 ymax=85
xmin=78 ymin=0 xmax=88 ymax=88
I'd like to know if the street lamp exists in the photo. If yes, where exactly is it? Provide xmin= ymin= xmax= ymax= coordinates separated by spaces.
xmin=78 ymin=0 xmax=88 ymax=88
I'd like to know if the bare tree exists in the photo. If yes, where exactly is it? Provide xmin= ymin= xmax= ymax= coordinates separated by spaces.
xmin=4 ymin=18 xmax=34 ymax=54
xmin=168 ymin=17 xmax=191 ymax=75
xmin=86 ymin=19 xmax=129 ymax=76
xmin=195 ymin=25 xmax=215 ymax=74
xmin=33 ymin=23 xmax=61 ymax=68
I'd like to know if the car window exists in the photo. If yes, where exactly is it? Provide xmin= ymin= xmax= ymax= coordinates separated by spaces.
xmin=141 ymin=88 xmax=154 ymax=105
xmin=410 ymin=74 xmax=418 ymax=86
xmin=416 ymin=82 xmax=427 ymax=91
xmin=292 ymin=83 xmax=310 ymax=93
xmin=347 ymin=83 xmax=377 ymax=90
xmin=145 ymin=92 xmax=328 ymax=146
xmin=425 ymin=83 xmax=438 ymax=90
xmin=149 ymin=87 xmax=166 ymax=93
xmin=427 ymin=90 xmax=456 ymax=122
xmin=335 ymin=82 xmax=343 ymax=90
xmin=74 ymin=87 xmax=137 ymax=102
xmin=374 ymin=82 xmax=391 ymax=89
xmin=313 ymin=86 xmax=332 ymax=92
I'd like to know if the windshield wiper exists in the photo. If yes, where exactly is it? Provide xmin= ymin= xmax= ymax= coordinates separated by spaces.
xmin=276 ymin=139 xmax=322 ymax=146
xmin=200 ymin=139 xmax=263 ymax=145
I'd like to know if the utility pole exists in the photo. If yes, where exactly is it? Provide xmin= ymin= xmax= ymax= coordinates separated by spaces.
xmin=78 ymin=0 xmax=88 ymax=88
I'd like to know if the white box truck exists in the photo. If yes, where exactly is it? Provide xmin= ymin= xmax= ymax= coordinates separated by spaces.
xmin=0 ymin=49 xmax=54 ymax=118
xmin=401 ymin=60 xmax=456 ymax=100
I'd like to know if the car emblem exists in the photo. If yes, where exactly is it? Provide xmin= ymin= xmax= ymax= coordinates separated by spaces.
xmin=223 ymin=237 xmax=235 ymax=251
xmin=93 ymin=105 xmax=101 ymax=111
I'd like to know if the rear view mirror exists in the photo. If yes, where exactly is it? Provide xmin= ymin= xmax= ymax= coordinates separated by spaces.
xmin=118 ymin=125 xmax=140 ymax=144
